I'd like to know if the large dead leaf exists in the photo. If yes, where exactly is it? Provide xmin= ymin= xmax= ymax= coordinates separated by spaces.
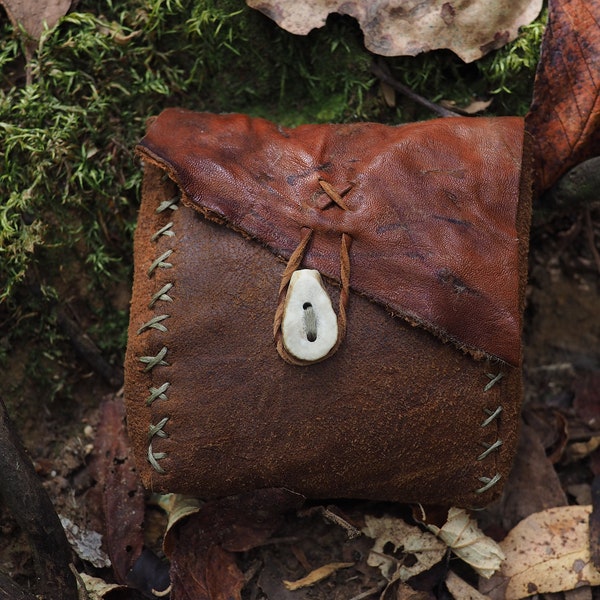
xmin=425 ymin=507 xmax=504 ymax=579
xmin=496 ymin=423 xmax=568 ymax=531
xmin=526 ymin=0 xmax=600 ymax=195
xmin=480 ymin=506 xmax=600 ymax=600
xmin=362 ymin=514 xmax=446 ymax=582
xmin=246 ymin=0 xmax=543 ymax=62
xmin=0 ymin=0 xmax=72 ymax=40
xmin=88 ymin=396 xmax=145 ymax=585
xmin=163 ymin=489 xmax=304 ymax=600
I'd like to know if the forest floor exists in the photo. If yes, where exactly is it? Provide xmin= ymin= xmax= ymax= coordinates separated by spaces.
xmin=1 ymin=209 xmax=599 ymax=599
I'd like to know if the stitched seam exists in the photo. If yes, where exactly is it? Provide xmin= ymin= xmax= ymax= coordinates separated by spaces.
xmin=475 ymin=371 xmax=503 ymax=494
xmin=136 ymin=187 xmax=180 ymax=474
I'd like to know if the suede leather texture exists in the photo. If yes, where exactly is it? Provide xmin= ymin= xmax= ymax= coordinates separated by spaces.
xmin=125 ymin=111 xmax=532 ymax=507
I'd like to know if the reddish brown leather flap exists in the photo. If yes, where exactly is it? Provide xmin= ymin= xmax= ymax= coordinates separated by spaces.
xmin=137 ymin=109 xmax=528 ymax=365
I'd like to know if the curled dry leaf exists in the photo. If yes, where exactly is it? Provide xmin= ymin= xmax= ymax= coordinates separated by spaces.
xmin=566 ymin=437 xmax=600 ymax=463
xmin=362 ymin=514 xmax=446 ymax=582
xmin=158 ymin=493 xmax=203 ymax=534
xmin=480 ymin=505 xmax=600 ymax=600
xmin=425 ymin=507 xmax=505 ymax=579
xmin=440 ymin=98 xmax=493 ymax=115
xmin=60 ymin=516 xmax=111 ymax=569
xmin=246 ymin=0 xmax=543 ymax=62
xmin=78 ymin=572 xmax=127 ymax=599
xmin=526 ymin=0 xmax=600 ymax=195
xmin=283 ymin=562 xmax=354 ymax=590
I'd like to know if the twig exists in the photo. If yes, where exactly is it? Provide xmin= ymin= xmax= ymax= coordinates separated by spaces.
xmin=370 ymin=61 xmax=461 ymax=118
xmin=0 ymin=399 xmax=78 ymax=600
xmin=348 ymin=580 xmax=386 ymax=600
xmin=0 ymin=571 xmax=39 ymax=600
xmin=56 ymin=307 xmax=124 ymax=388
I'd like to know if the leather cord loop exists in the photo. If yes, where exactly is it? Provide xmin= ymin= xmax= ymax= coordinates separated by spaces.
xmin=274 ymin=226 xmax=353 ymax=366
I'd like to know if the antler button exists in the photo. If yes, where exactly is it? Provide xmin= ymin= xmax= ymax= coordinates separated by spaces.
xmin=281 ymin=269 xmax=338 ymax=362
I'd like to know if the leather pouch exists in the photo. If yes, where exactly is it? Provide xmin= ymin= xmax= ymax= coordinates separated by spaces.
xmin=125 ymin=108 xmax=532 ymax=508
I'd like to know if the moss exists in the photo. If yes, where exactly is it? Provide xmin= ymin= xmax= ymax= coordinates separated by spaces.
xmin=0 ymin=0 xmax=545 ymax=406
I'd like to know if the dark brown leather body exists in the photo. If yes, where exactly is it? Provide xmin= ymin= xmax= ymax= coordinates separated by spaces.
xmin=125 ymin=109 xmax=532 ymax=507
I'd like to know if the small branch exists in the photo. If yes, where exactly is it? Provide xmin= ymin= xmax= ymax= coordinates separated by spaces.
xmin=370 ymin=61 xmax=461 ymax=118
xmin=0 ymin=571 xmax=39 ymax=600
xmin=0 ymin=399 xmax=78 ymax=600
xmin=56 ymin=308 xmax=124 ymax=388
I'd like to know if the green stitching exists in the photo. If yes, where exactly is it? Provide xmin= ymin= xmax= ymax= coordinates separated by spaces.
xmin=147 ymin=249 xmax=173 ymax=276
xmin=475 ymin=473 xmax=502 ymax=494
xmin=148 ymin=416 xmax=169 ymax=439
xmin=151 ymin=222 xmax=175 ymax=241
xmin=477 ymin=439 xmax=503 ymax=461
xmin=149 ymin=283 xmax=174 ymax=308
xmin=481 ymin=406 xmax=503 ymax=428
xmin=156 ymin=196 xmax=179 ymax=213
xmin=141 ymin=190 xmax=179 ymax=476
xmin=146 ymin=382 xmax=170 ymax=406
xmin=476 ymin=370 xmax=504 ymax=493
xmin=137 ymin=314 xmax=170 ymax=334
xmin=139 ymin=346 xmax=168 ymax=372
xmin=148 ymin=443 xmax=167 ymax=473
xmin=484 ymin=372 xmax=504 ymax=391
xmin=147 ymin=417 xmax=169 ymax=473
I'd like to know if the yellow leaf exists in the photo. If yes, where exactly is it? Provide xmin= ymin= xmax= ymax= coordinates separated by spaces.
xmin=283 ymin=562 xmax=354 ymax=590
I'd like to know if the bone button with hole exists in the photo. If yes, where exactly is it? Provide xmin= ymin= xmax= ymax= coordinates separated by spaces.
xmin=281 ymin=269 xmax=338 ymax=362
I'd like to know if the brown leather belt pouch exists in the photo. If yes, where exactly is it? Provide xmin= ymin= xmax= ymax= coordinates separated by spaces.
xmin=125 ymin=108 xmax=532 ymax=508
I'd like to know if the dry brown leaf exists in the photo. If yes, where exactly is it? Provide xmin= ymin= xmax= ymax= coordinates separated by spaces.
xmin=526 ymin=0 xmax=600 ymax=194
xmin=158 ymin=493 xmax=203 ymax=535
xmin=60 ymin=516 xmax=111 ymax=569
xmin=363 ymin=514 xmax=446 ymax=582
xmin=380 ymin=81 xmax=396 ymax=107
xmin=573 ymin=372 xmax=600 ymax=431
xmin=395 ymin=582 xmax=434 ymax=599
xmin=566 ymin=437 xmax=600 ymax=463
xmin=480 ymin=506 xmax=600 ymax=600
xmin=246 ymin=0 xmax=543 ymax=62
xmin=591 ymin=475 xmax=600 ymax=570
xmin=78 ymin=572 xmax=127 ymax=599
xmin=87 ymin=395 xmax=145 ymax=584
xmin=0 ymin=0 xmax=72 ymax=40
xmin=497 ymin=423 xmax=568 ymax=531
xmin=283 ymin=562 xmax=354 ymax=590
xmin=163 ymin=489 xmax=304 ymax=600
xmin=425 ymin=508 xmax=504 ymax=579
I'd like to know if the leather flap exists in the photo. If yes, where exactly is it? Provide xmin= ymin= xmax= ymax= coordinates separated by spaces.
xmin=136 ymin=109 xmax=529 ymax=365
